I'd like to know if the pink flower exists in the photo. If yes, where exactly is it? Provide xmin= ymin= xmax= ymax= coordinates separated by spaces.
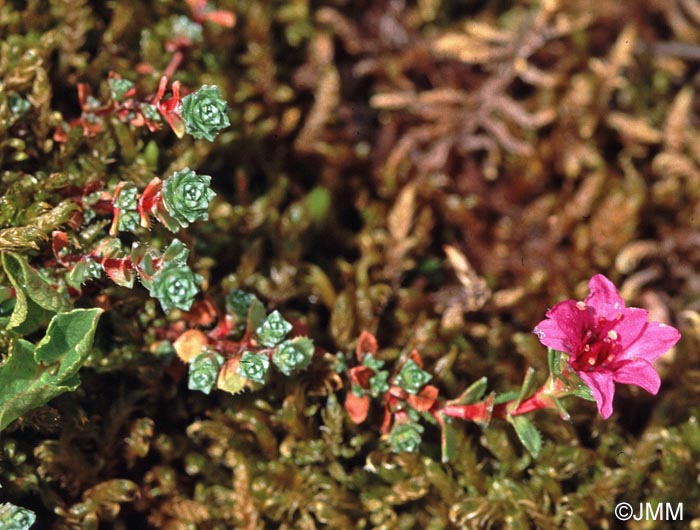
xmin=533 ymin=274 xmax=680 ymax=419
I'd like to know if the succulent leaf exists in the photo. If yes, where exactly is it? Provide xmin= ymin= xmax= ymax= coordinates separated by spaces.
xmin=180 ymin=85 xmax=230 ymax=141
xmin=272 ymin=337 xmax=314 ymax=375
xmin=256 ymin=310 xmax=292 ymax=348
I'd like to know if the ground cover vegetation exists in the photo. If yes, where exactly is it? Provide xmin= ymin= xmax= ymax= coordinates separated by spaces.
xmin=1 ymin=0 xmax=700 ymax=528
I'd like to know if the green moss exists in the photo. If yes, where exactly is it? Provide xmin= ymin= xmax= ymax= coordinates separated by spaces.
xmin=1 ymin=0 xmax=699 ymax=527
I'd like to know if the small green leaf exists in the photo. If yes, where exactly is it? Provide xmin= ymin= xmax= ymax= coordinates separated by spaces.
xmin=161 ymin=168 xmax=216 ymax=229
xmin=256 ymin=310 xmax=292 ymax=348
xmin=0 ymin=502 xmax=36 ymax=530
xmin=494 ymin=390 xmax=519 ymax=405
xmin=361 ymin=353 xmax=384 ymax=371
xmin=66 ymin=259 xmax=102 ymax=289
xmin=513 ymin=367 xmax=539 ymax=410
xmin=439 ymin=414 xmax=459 ymax=463
xmin=8 ymin=94 xmax=31 ymax=119
xmin=567 ymin=376 xmax=596 ymax=401
xmin=0 ymin=308 xmax=103 ymax=431
xmin=351 ymin=384 xmax=366 ymax=397
xmin=161 ymin=238 xmax=190 ymax=265
xmin=547 ymin=348 xmax=595 ymax=401
xmin=458 ymin=376 xmax=489 ymax=404
xmin=509 ymin=415 xmax=542 ymax=458
xmin=108 ymin=77 xmax=134 ymax=101
xmin=188 ymin=350 xmax=224 ymax=394
xmin=226 ymin=289 xmax=259 ymax=319
xmin=548 ymin=348 xmax=568 ymax=384
xmin=552 ymin=395 xmax=571 ymax=421
xmin=304 ymin=186 xmax=331 ymax=224
xmin=246 ymin=298 xmax=267 ymax=334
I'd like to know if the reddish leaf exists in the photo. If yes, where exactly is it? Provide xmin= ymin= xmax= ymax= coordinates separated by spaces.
xmin=51 ymin=231 xmax=71 ymax=266
xmin=138 ymin=177 xmax=162 ymax=228
xmin=184 ymin=296 xmax=219 ymax=328
xmin=348 ymin=365 xmax=373 ymax=388
xmin=345 ymin=392 xmax=370 ymax=424
xmin=408 ymin=349 xmax=423 ymax=368
xmin=204 ymin=10 xmax=236 ymax=27
xmin=380 ymin=406 xmax=392 ymax=434
xmin=407 ymin=385 xmax=439 ymax=411
xmin=356 ymin=330 xmax=378 ymax=361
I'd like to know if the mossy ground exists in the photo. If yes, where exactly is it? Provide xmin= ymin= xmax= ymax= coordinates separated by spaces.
xmin=1 ymin=0 xmax=700 ymax=528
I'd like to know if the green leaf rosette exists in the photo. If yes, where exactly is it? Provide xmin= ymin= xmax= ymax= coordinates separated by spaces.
xmin=0 ymin=502 xmax=36 ymax=530
xmin=237 ymin=352 xmax=270 ymax=384
xmin=148 ymin=261 xmax=201 ymax=312
xmin=161 ymin=167 xmax=216 ymax=229
xmin=226 ymin=289 xmax=259 ymax=319
xmin=369 ymin=371 xmax=390 ymax=397
xmin=272 ymin=337 xmax=314 ymax=375
xmin=389 ymin=422 xmax=424 ymax=453
xmin=394 ymin=359 xmax=432 ymax=394
xmin=108 ymin=77 xmax=134 ymax=102
xmin=180 ymin=85 xmax=230 ymax=141
xmin=256 ymin=310 xmax=292 ymax=348
xmin=188 ymin=350 xmax=224 ymax=395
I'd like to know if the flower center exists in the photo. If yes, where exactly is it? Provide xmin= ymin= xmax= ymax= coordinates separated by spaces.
xmin=571 ymin=315 xmax=621 ymax=372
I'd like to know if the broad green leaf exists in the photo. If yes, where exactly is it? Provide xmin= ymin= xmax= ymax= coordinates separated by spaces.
xmin=2 ymin=252 xmax=70 ymax=333
xmin=0 ymin=308 xmax=103 ymax=431
xmin=2 ymin=252 xmax=71 ymax=313
xmin=509 ymin=415 xmax=543 ymax=458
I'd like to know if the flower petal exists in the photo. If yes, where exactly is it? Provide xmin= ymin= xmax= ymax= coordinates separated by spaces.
xmin=533 ymin=299 xmax=585 ymax=353
xmin=585 ymin=274 xmax=626 ymax=320
xmin=620 ymin=321 xmax=681 ymax=363
xmin=612 ymin=358 xmax=661 ymax=395
xmin=614 ymin=307 xmax=649 ymax=351
xmin=577 ymin=370 xmax=615 ymax=419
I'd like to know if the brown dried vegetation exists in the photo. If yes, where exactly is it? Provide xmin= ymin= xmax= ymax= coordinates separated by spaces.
xmin=2 ymin=0 xmax=700 ymax=528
